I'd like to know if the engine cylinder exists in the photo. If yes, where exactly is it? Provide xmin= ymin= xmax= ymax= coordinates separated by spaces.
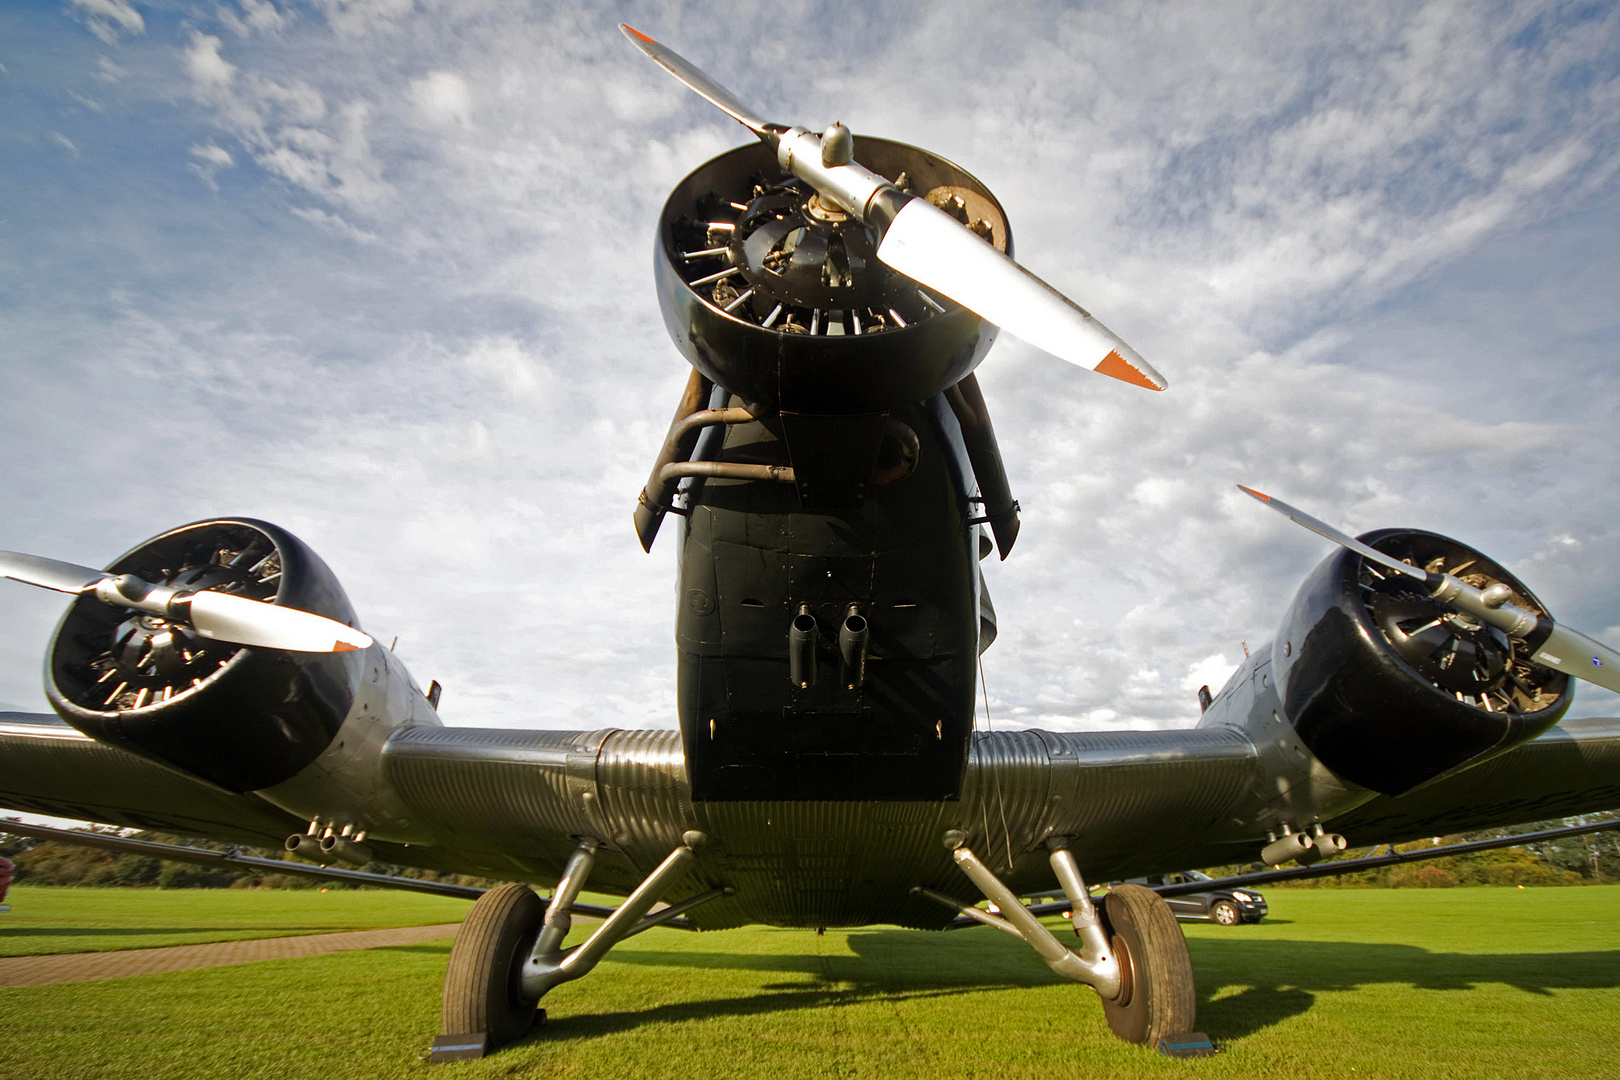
xmin=45 ymin=519 xmax=365 ymax=792
xmin=1272 ymin=528 xmax=1572 ymax=795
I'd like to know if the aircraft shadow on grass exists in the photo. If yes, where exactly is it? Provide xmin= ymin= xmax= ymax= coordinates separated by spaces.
xmin=526 ymin=929 xmax=1620 ymax=1044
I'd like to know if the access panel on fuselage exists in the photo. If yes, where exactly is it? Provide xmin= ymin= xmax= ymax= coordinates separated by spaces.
xmin=676 ymin=395 xmax=980 ymax=800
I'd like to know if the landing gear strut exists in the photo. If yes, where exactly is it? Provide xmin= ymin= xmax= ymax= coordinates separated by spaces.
xmin=918 ymin=833 xmax=1196 ymax=1048
xmin=431 ymin=832 xmax=725 ymax=1063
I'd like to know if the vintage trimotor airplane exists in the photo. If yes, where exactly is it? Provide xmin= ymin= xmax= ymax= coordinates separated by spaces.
xmin=3 ymin=25 xmax=1619 ymax=1061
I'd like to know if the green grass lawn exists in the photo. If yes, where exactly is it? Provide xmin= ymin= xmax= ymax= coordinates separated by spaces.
xmin=1 ymin=886 xmax=1617 ymax=1080
xmin=0 ymin=886 xmax=474 ymax=956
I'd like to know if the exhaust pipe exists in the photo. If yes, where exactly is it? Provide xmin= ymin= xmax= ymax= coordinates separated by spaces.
xmin=1297 ymin=832 xmax=1348 ymax=865
xmin=286 ymin=832 xmax=373 ymax=865
xmin=1261 ymin=832 xmax=1315 ymax=867
xmin=789 ymin=605 xmax=817 ymax=688
xmin=318 ymin=834 xmax=374 ymax=865
xmin=838 ymin=604 xmax=869 ymax=689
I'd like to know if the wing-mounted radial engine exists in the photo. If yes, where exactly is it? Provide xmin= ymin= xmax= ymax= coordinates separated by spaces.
xmin=622 ymin=26 xmax=1167 ymax=803
xmin=4 ymin=520 xmax=440 ymax=854
xmin=1199 ymin=489 xmax=1617 ymax=856
xmin=1270 ymin=526 xmax=1572 ymax=795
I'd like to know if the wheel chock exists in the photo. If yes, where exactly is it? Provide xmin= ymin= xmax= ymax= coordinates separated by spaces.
xmin=1157 ymin=1032 xmax=1217 ymax=1058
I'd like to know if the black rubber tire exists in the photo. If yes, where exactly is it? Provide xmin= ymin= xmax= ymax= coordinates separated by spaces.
xmin=1210 ymin=899 xmax=1240 ymax=926
xmin=1100 ymin=884 xmax=1197 ymax=1045
xmin=441 ymin=883 xmax=545 ymax=1048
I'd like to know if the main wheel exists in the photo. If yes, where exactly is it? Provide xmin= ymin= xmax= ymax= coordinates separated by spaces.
xmin=441 ymin=883 xmax=545 ymax=1048
xmin=1210 ymin=899 xmax=1239 ymax=926
xmin=1100 ymin=884 xmax=1197 ymax=1045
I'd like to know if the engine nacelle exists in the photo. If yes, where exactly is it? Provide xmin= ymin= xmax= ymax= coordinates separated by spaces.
xmin=46 ymin=519 xmax=371 ymax=793
xmin=1272 ymin=527 xmax=1573 ymax=795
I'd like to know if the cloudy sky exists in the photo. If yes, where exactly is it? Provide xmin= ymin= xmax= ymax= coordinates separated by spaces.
xmin=3 ymin=0 xmax=1618 ymax=736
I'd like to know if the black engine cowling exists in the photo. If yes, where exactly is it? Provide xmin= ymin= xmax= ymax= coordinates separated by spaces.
xmin=1272 ymin=527 xmax=1573 ymax=796
xmin=45 ymin=519 xmax=365 ymax=792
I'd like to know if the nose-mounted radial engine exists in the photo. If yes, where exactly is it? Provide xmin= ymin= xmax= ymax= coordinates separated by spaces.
xmin=623 ymin=27 xmax=1168 ymax=802
xmin=654 ymin=136 xmax=1011 ymax=418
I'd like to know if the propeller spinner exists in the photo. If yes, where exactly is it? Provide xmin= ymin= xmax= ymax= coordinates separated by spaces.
xmin=621 ymin=25 xmax=1166 ymax=393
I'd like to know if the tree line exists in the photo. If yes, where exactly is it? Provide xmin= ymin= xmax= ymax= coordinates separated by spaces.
xmin=1206 ymin=813 xmax=1620 ymax=888
xmin=0 ymin=825 xmax=494 ymax=891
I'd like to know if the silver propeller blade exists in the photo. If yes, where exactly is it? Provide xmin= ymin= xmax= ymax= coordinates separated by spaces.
xmin=0 ymin=550 xmax=107 ymax=594
xmin=620 ymin=25 xmax=1167 ymax=392
xmin=0 ymin=548 xmax=371 ymax=654
xmin=1238 ymin=485 xmax=1620 ymax=694
xmin=876 ymin=199 xmax=1166 ymax=388
xmin=185 ymin=591 xmax=371 ymax=653
xmin=620 ymin=24 xmax=769 ymax=134
xmin=1235 ymin=487 xmax=1428 ymax=584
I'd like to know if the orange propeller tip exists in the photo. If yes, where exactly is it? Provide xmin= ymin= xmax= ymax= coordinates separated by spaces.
xmin=1094 ymin=349 xmax=1165 ymax=391
xmin=1237 ymin=485 xmax=1270 ymax=501
xmin=333 ymin=641 xmax=363 ymax=653
xmin=621 ymin=24 xmax=656 ymax=43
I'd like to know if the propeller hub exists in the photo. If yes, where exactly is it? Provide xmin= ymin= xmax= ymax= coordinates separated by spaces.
xmin=1358 ymin=532 xmax=1563 ymax=712
xmin=53 ymin=526 xmax=284 ymax=713
xmin=111 ymin=613 xmax=208 ymax=681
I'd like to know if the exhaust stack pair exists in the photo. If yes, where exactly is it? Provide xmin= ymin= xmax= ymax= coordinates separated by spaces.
xmin=789 ymin=604 xmax=869 ymax=690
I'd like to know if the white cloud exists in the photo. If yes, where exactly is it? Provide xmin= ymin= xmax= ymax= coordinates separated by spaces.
xmin=182 ymin=31 xmax=235 ymax=91
xmin=188 ymin=141 xmax=233 ymax=187
xmin=221 ymin=0 xmax=289 ymax=37
xmin=313 ymin=0 xmax=413 ymax=36
xmin=48 ymin=132 xmax=78 ymax=156
xmin=289 ymin=205 xmax=379 ymax=243
xmin=190 ymin=142 xmax=233 ymax=168
xmin=460 ymin=336 xmax=555 ymax=403
xmin=182 ymin=32 xmax=388 ymax=208
xmin=407 ymin=70 xmax=472 ymax=129
xmin=67 ymin=0 xmax=144 ymax=44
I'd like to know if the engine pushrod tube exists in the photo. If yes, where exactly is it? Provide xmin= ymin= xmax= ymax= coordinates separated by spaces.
xmin=635 ymin=368 xmax=714 ymax=551
xmin=658 ymin=460 xmax=796 ymax=484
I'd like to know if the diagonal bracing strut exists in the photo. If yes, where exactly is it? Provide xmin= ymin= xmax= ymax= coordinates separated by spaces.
xmin=521 ymin=830 xmax=728 ymax=1001
xmin=915 ymin=831 xmax=1121 ymax=998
